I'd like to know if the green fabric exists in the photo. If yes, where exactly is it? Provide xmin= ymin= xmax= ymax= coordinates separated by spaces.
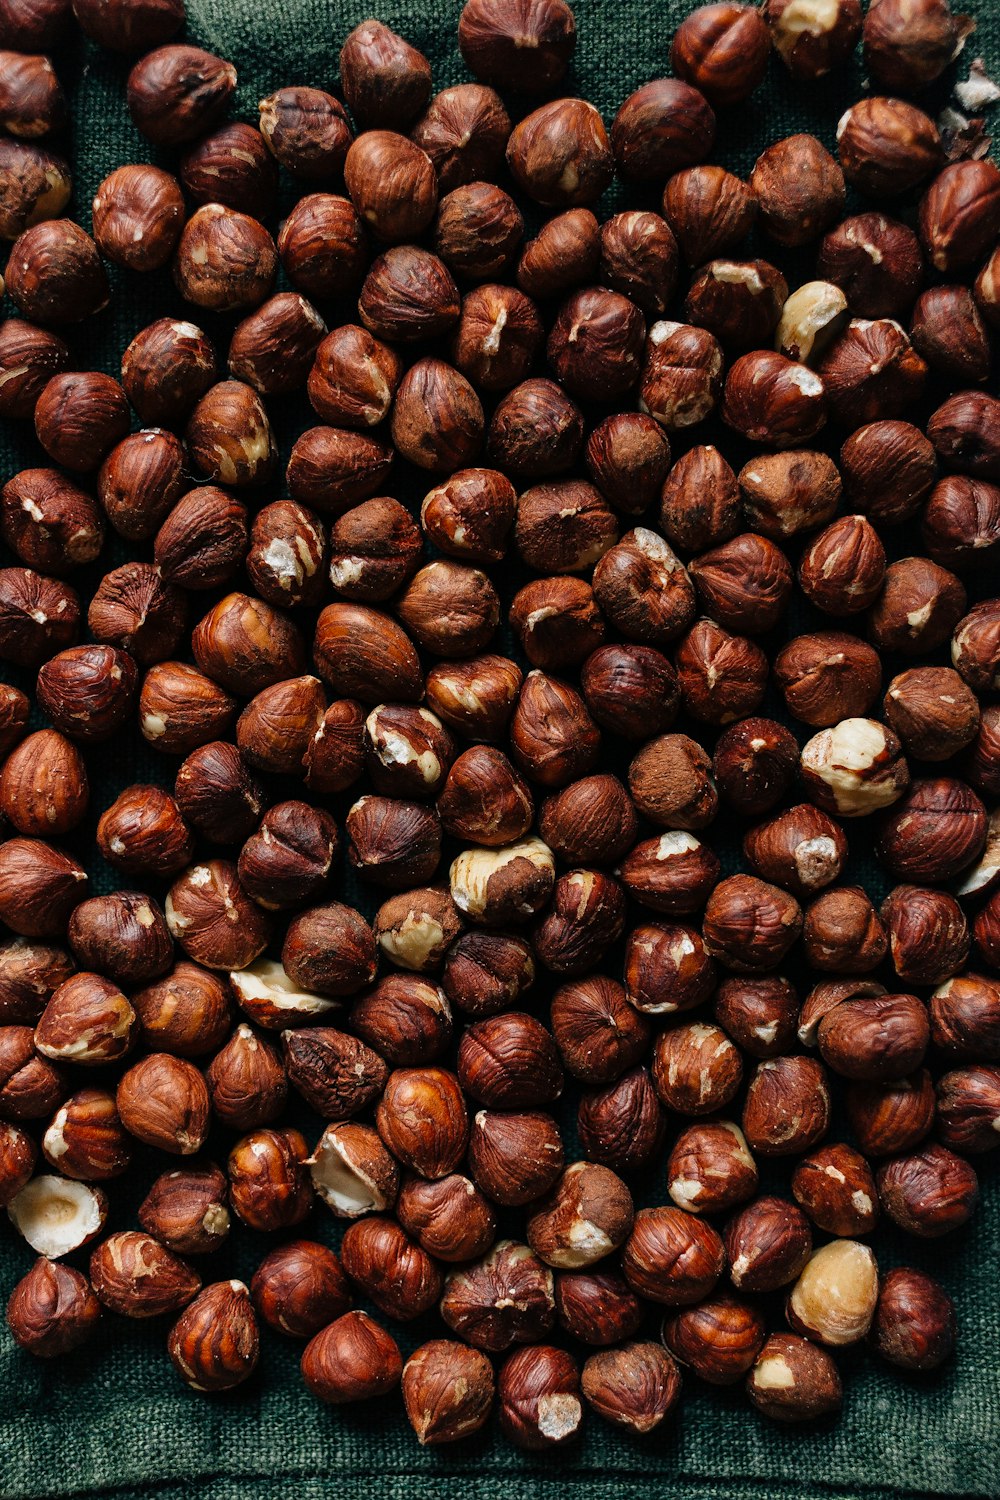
xmin=2 ymin=1 xmax=1000 ymax=1497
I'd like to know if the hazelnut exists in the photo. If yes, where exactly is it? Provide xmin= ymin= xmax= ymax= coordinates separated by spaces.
xmin=35 ymin=973 xmax=136 ymax=1066
xmin=741 ymin=450 xmax=842 ymax=541
xmin=517 ymin=208 xmax=601 ymax=301
xmin=953 ymin=601 xmax=1000 ymax=690
xmin=622 ymin=1206 xmax=724 ymax=1306
xmin=374 ymin=887 xmax=463 ymax=973
xmin=746 ymin=1333 xmax=842 ymax=1422
xmin=278 ymin=194 xmax=368 ymax=299
xmin=539 ymin=776 xmax=638 ymax=867
xmin=750 ymin=135 xmax=845 ymax=247
xmin=488 ymin=378 xmax=584 ymax=479
xmin=440 ymin=1240 xmax=555 ymax=1350
xmin=652 ymin=1024 xmax=742 ymax=1118
xmin=798 ymin=516 xmax=886 ymax=618
xmin=550 ymin=977 xmax=651 ymax=1085
xmin=846 ymin=1070 xmax=936 ymax=1157
xmin=139 ymin=1164 xmax=231 ymax=1256
xmin=510 ymin=671 xmax=600 ymax=788
xmin=376 ymin=1066 xmax=468 ymax=1179
xmin=580 ymin=645 xmax=680 ymax=740
xmin=327 ymin=499 xmax=421 ymax=603
xmin=391 ymin=358 xmax=484 ymax=474
xmin=911 ymin=286 xmax=991 ymax=385
xmin=8 ymin=1176 xmax=105 ymax=1259
xmin=0 ymin=941 xmax=74 ymax=1027
xmin=671 ymin=3 xmax=770 ymax=104
xmin=250 ymin=1240 xmax=349 ymax=1339
xmin=922 ymin=474 xmax=1000 ymax=568
xmin=116 ymin=1055 xmax=209 ymax=1157
xmin=818 ymin=214 xmax=923 ymax=321
xmin=665 ymin=1296 xmax=768 ymax=1392
xmin=174 ymin=206 xmax=276 ymax=314
xmin=928 ymin=390 xmax=1000 ymax=482
xmin=228 ymin=294 xmax=327 ymax=398
xmin=359 ymin=246 xmax=460 ymax=343
xmin=6 ymin=1257 xmax=100 ymax=1357
xmin=186 ymin=383 xmax=277 ymax=489
xmin=775 ymin=631 xmax=881 ymax=728
xmin=458 ymin=1012 xmax=562 ymax=1110
xmin=438 ymin=746 xmax=533 ymax=847
xmin=41 ymin=1088 xmax=130 ymax=1181
xmin=662 ymin=165 xmax=755 ymax=265
xmin=0 ymin=1026 xmax=67 ymax=1120
xmin=612 ymin=80 xmax=716 ymax=182
xmin=744 ymin=805 xmax=847 ymax=897
xmin=766 ymin=0 xmax=862 ymax=76
xmin=442 ymin=930 xmax=535 ymax=1018
xmin=90 ymin=1231 xmax=200 ymax=1319
xmin=775 ymin=280 xmax=849 ymax=365
xmin=412 ymin=83 xmax=511 ymax=194
xmin=0 ymin=319 xmax=71 ymax=421
xmin=507 ymin=100 xmax=613 ymax=209
xmin=452 ymin=284 xmax=543 ymax=392
xmin=396 ymin=561 xmax=498 ymax=659
xmin=396 ymin=1173 xmax=496 ymax=1263
xmin=6 ymin=220 xmax=109 ymax=326
xmin=935 ymin=1065 xmax=1000 ymax=1154
xmin=237 ymin=801 xmax=337 ymax=910
xmin=514 ymin=479 xmax=618 ymax=575
xmin=344 ymin=131 xmax=436 ymax=244
xmin=0 ymin=48 xmax=64 ymax=136
xmin=127 ymin=44 xmax=236 ymax=145
xmin=340 ymin=20 xmax=431 ymax=127
xmin=837 ymin=97 xmax=943 ymax=197
xmin=99 ymin=430 xmax=188 ymax=545
xmin=878 ymin=777 xmax=987 ymax=882
xmin=175 ymin=742 xmax=264 ymax=844
xmin=70 ymin=0 xmax=181 ymax=51
xmin=302 ymin=1311 xmax=401 ymax=1403
xmin=555 ymin=1271 xmax=643 ymax=1346
xmin=0 ymin=729 xmax=88 ymax=838
xmin=258 ymin=87 xmax=351 ymax=180
xmin=742 ymin=1056 xmax=831 ymax=1156
xmin=350 ymin=974 xmax=452 ymax=1067
xmin=690 ymin=536 xmax=794 ymax=635
xmin=876 ymin=1143 xmax=978 ymax=1237
xmin=346 ymin=795 xmax=441 ymax=890
xmin=231 ymin=958 xmax=340 ymax=1032
xmin=577 ymin=1067 xmax=666 ymax=1176
xmin=510 ymin=577 xmax=606 ymax=671
xmin=638 ymin=320 xmax=723 ymax=432
xmin=871 ymin=1267 xmax=956 ymax=1371
xmin=498 ymin=1345 xmax=582 ymax=1451
xmin=882 ymin=885 xmax=970 ymax=986
xmin=624 ymin=921 xmax=716 ymax=1016
xmin=67 ymin=890 xmax=172 ymax=987
xmin=2 ymin=468 xmax=104 ymax=574
xmin=862 ymin=0 xmax=973 ymax=91
xmin=686 ymin=259 xmax=787 ymax=351
xmin=801 ymin=718 xmax=910 ymax=817
xmin=725 ymin=1196 xmax=812 ymax=1293
xmin=599 ymin=211 xmax=678 ymax=316
xmin=91 ymin=164 xmax=184 ymax=271
xmin=205 ymin=1024 xmax=287 ymax=1131
xmin=179 ymin=122 xmax=278 ymax=216
xmin=803 ymin=887 xmax=888 ymax=974
xmin=308 ymin=325 xmax=402 ymax=431
xmin=282 ymin=1027 xmax=387 ymax=1120
xmin=92 ymin=568 xmax=187 ymax=672
xmin=0 ymin=838 xmax=87 ymax=939
xmin=282 ymin=902 xmax=377 ymax=997
xmin=401 ymin=1339 xmax=494 ymax=1444
xmin=593 ymin=529 xmax=695 ymax=644
xmin=703 ymin=875 xmax=803 ymax=972
xmin=228 ymin=1127 xmax=312 ymax=1232
xmin=339 ymin=1216 xmax=442 ymax=1321
xmin=308 ymin=1121 xmax=399 ymax=1219
xmin=167 ymin=1280 xmax=259 ymax=1392
xmin=792 ymin=1143 xmax=879 ymax=1237
xmin=621 ymin=832 xmax=719 ymax=918
xmin=723 ymin=351 xmax=827 ymax=448
xmin=819 ymin=318 xmax=928 ymax=429
xmin=526 ymin=1161 xmax=633 ymax=1270
xmin=547 ymin=287 xmax=645 ymax=403
xmin=920 ymin=160 xmax=1000 ymax=275
xmin=930 ymin=973 xmax=1000 ymax=1059
xmin=243 ymin=501 xmax=325 ymax=609
xmin=580 ymin=1343 xmax=681 ymax=1433
xmin=714 ymin=976 xmax=799 ymax=1059
xmin=585 ymin=413 xmax=672 ymax=516
xmin=666 ymin=1119 xmax=758 ymax=1216
xmin=33 ymin=372 xmax=129 ymax=475
xmin=0 ymin=140 xmax=72 ymax=243
xmin=533 ymin=869 xmax=625 ymax=974
xmin=164 ymin=857 xmax=271 ymax=972
xmin=435 ymin=183 xmax=523 ymax=281
xmin=120 ymin=319 xmax=217 ymax=428
xmin=467 ymin=1108 xmax=564 ymax=1206
xmin=458 ymin=0 xmax=576 ymax=92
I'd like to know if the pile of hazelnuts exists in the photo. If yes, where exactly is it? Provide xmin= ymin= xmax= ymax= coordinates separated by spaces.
xmin=0 ymin=0 xmax=999 ymax=1453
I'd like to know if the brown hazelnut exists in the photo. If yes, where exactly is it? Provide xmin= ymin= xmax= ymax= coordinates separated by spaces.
xmin=396 ymin=1173 xmax=496 ymax=1263
xmin=307 ymin=1120 xmax=399 ymax=1221
xmin=132 ymin=963 xmax=230 ymax=1059
xmin=498 ymin=1345 xmax=582 ymax=1451
xmin=723 ymin=350 xmax=827 ymax=448
xmin=935 ymin=1065 xmax=1000 ymax=1154
xmin=580 ymin=644 xmax=680 ymax=740
xmin=374 ymin=888 xmax=461 ymax=975
xmin=174 ymin=206 xmax=276 ymax=314
xmin=186 ymin=383 xmax=276 ymax=489
xmin=90 ymin=1231 xmax=200 ymax=1318
xmin=451 ymin=284 xmax=543 ymax=392
xmin=117 ymin=1054 xmax=209 ymax=1157
xmin=6 ymin=1257 xmax=100 ymax=1358
xmin=510 ymin=578 xmax=605 ymax=671
xmin=876 ymin=1143 xmax=978 ymax=1237
xmin=652 ymin=1023 xmax=743 ymax=1118
xmin=928 ymin=391 xmax=1000 ymax=482
xmin=662 ymin=164 xmax=755 ymax=264
xmin=6 ymin=220 xmax=109 ymax=326
xmin=766 ymin=0 xmax=862 ymax=76
xmin=746 ymin=1332 xmax=842 ymax=1422
xmin=882 ymin=885 xmax=970 ymax=986
xmin=70 ymin=0 xmax=180 ymax=51
xmin=953 ymin=601 xmax=1000 ymax=691
xmin=581 ymin=1343 xmax=681 ymax=1433
xmin=175 ymin=742 xmax=264 ymax=844
xmin=920 ymin=159 xmax=1000 ymax=275
xmin=0 ymin=729 xmax=87 ymax=839
xmin=390 ymin=358 xmax=484 ymax=474
xmin=622 ymin=1205 xmax=724 ymax=1306
xmin=360 ymin=238 xmax=462 ymax=339
xmin=725 ymin=1196 xmax=812 ymax=1293
xmin=878 ymin=776 xmax=987 ymax=882
xmin=510 ymin=672 xmax=600 ymax=788
xmin=550 ymin=976 xmax=650 ymax=1085
xmin=690 ymin=535 xmax=794 ymax=636
xmin=714 ymin=975 xmax=799 ymax=1059
xmin=638 ymin=320 xmax=723 ymax=432
xmin=800 ymin=717 xmax=910 ymax=817
xmin=258 ymin=87 xmax=351 ymax=180
xmin=281 ymin=902 xmax=376 ymax=1000
xmin=340 ymin=1216 xmax=442 ymax=1321
xmin=598 ymin=211 xmax=678 ymax=316
xmin=583 ymin=414 xmax=671 ymax=518
xmin=442 ymin=931 xmax=535 ymax=1018
xmin=67 ymin=890 xmax=172 ymax=986
xmin=278 ymin=194 xmax=368 ymax=299
xmin=206 ymin=1025 xmax=287 ymax=1131
xmin=127 ymin=44 xmax=236 ymax=146
xmin=540 ymin=775 xmax=638 ymax=867
xmin=228 ymin=293 xmax=326 ymax=397
xmin=594 ymin=529 xmax=696 ymax=645
xmin=818 ymin=214 xmax=923 ymax=321
xmin=376 ymin=1066 xmax=468 ymax=1179
xmin=302 ymin=1311 xmax=401 ymax=1403
xmin=671 ymin=3 xmax=769 ymax=105
xmin=612 ymin=78 xmax=716 ymax=181
xmin=467 ymin=1109 xmax=564 ymax=1206
xmin=836 ymin=96 xmax=943 ymax=198
xmin=98 ymin=430 xmax=187 ymax=546
xmin=340 ymin=20 xmax=431 ymax=126
xmin=742 ymin=1056 xmax=831 ymax=1156
xmin=0 ymin=1026 xmax=68 ymax=1120
xmin=846 ymin=1070 xmax=936 ymax=1157
xmin=703 ymin=875 xmax=802 ymax=972
xmin=798 ymin=516 xmax=886 ymax=618
xmin=412 ymin=82 xmax=511 ymax=194
xmin=165 ymin=861 xmax=271 ymax=972
xmin=686 ymin=259 xmax=787 ymax=352
xmin=228 ymin=1126 xmax=312 ymax=1233
xmin=179 ymin=122 xmax=278 ymax=216
xmin=819 ymin=318 xmax=928 ymax=429
xmin=344 ymin=130 xmax=437 ymax=244
xmin=488 ymin=378 xmax=584 ymax=479
xmin=440 ymin=1240 xmax=555 ymax=1350
xmin=922 ymin=474 xmax=1000 ymax=568
xmin=556 ymin=1271 xmax=643 ymax=1347
xmin=437 ymin=746 xmax=533 ymax=847
xmin=33 ymin=372 xmax=129 ymax=476
xmin=517 ymin=208 xmax=600 ymax=301
xmin=0 ymin=941 xmax=73 ymax=1028
xmin=345 ymin=795 xmax=441 ymax=890
xmin=167 ymin=1280 xmax=259 ymax=1393
xmin=0 ymin=140 xmax=71 ymax=243
xmin=841 ymin=419 xmax=938 ymax=526
xmin=120 ymin=318 xmax=217 ymax=428
xmin=792 ymin=1143 xmax=879 ymax=1237
xmin=577 ymin=1066 xmax=666 ymax=1176
xmin=307 ymin=325 xmax=402 ymax=432
xmin=802 ymin=887 xmax=888 ymax=973
xmin=526 ymin=1161 xmax=633 ymax=1270
xmin=435 ymin=183 xmax=523 ymax=281
xmin=0 ymin=49 xmax=64 ymax=136
xmin=507 ymin=100 xmax=612 ymax=209
xmin=871 ymin=1267 xmax=956 ymax=1371
xmin=327 ymin=499 xmax=421 ymax=603
xmin=350 ymin=974 xmax=452 ymax=1067
xmin=0 ymin=319 xmax=71 ymax=421
xmin=401 ymin=1339 xmax=494 ymax=1444
xmin=624 ymin=921 xmax=716 ymax=1016
xmin=743 ymin=805 xmax=847 ymax=898
xmin=666 ymin=1119 xmax=758 ymax=1216
xmin=547 ymin=287 xmax=645 ymax=402
xmin=91 ymin=164 xmax=184 ymax=271
xmin=750 ymin=134 xmax=845 ymax=247
xmin=250 ymin=1239 xmax=349 ymax=1338
xmin=280 ymin=1026 xmax=386 ymax=1120
xmin=0 ymin=838 xmax=86 ymax=939
xmin=237 ymin=802 xmax=337 ymax=911
xmin=930 ymin=973 xmax=1000 ymax=1060
xmin=514 ymin=480 xmax=618 ymax=577
xmin=458 ymin=0 xmax=576 ymax=92
xmin=910 ymin=285 xmax=991 ymax=385
xmin=664 ymin=1294 xmax=766 ymax=1388
xmin=775 ymin=631 xmax=881 ymax=728
xmin=863 ymin=0 xmax=973 ymax=91
xmin=41 ymin=1088 xmax=130 ymax=1181
xmin=34 ymin=971 xmax=135 ymax=1066
xmin=458 ymin=1012 xmax=562 ymax=1110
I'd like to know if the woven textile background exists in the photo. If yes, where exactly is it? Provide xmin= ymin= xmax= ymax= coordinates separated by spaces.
xmin=1 ymin=1 xmax=999 ymax=1496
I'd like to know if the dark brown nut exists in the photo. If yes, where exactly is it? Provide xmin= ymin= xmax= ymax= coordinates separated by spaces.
xmin=91 ymin=164 xmax=184 ymax=272
xmin=923 ymin=475 xmax=1000 ymax=568
xmin=624 ymin=921 xmax=715 ymax=1017
xmin=876 ymin=1144 xmax=978 ymax=1238
xmin=242 ymin=501 xmax=325 ymax=610
xmin=841 ymin=419 xmax=937 ymax=526
xmin=116 ymin=1054 xmax=209 ymax=1157
xmin=441 ymin=1240 xmax=555 ymax=1351
xmin=228 ymin=1126 xmax=312 ymax=1233
xmin=871 ymin=557 xmax=967 ymax=658
xmin=962 ymin=706 xmax=1000 ymax=795
xmin=308 ymin=1120 xmax=400 ymax=1220
xmin=350 ymin=974 xmax=452 ymax=1067
xmin=919 ymin=160 xmax=1000 ymax=275
xmin=228 ymin=294 xmax=326 ymax=398
xmin=301 ymin=700 xmax=366 ymax=797
xmin=792 ymin=1143 xmax=879 ymax=1237
xmin=622 ymin=1206 xmax=724 ymax=1306
xmin=550 ymin=977 xmax=650 ymax=1086
xmin=396 ymin=562 xmax=498 ymax=660
xmin=90 ymin=1232 xmax=200 ymax=1318
xmin=358 ymin=246 xmax=460 ymax=344
xmin=343 ymin=131 xmax=435 ymax=245
xmin=620 ymin=832 xmax=719 ymax=917
xmin=517 ymin=209 xmax=600 ymax=304
xmin=800 ymin=718 xmax=910 ymax=818
xmin=714 ymin=976 xmax=798 ymax=1060
xmin=451 ymin=285 xmax=543 ymax=393
xmin=599 ymin=212 xmax=678 ymax=317
xmin=725 ymin=1196 xmax=812 ymax=1293
xmin=390 ymin=358 xmax=484 ymax=474
xmin=744 ymin=805 xmax=847 ymax=899
xmin=282 ymin=903 xmax=377 ymax=999
xmin=71 ymin=0 xmax=182 ymax=51
xmin=173 ymin=207 xmax=276 ymax=316
xmin=723 ymin=350 xmax=827 ymax=448
xmin=127 ymin=44 xmax=236 ymax=146
xmin=594 ymin=530 xmax=696 ymax=647
xmin=121 ymin=319 xmax=216 ymax=428
xmin=664 ymin=1294 xmax=766 ymax=1387
xmin=846 ymin=1070 xmax=936 ymax=1157
xmin=928 ymin=391 xmax=1000 ymax=482
xmin=179 ymin=122 xmax=278 ymax=216
xmin=509 ymin=672 xmax=600 ymax=790
xmin=533 ymin=870 xmax=625 ymax=975
xmin=412 ymin=82 xmax=510 ymax=194
xmin=363 ymin=705 xmax=453 ymax=802
xmin=802 ymin=887 xmax=888 ymax=974
xmin=0 ymin=728 xmax=86 ymax=839
xmin=774 ymin=632 xmax=881 ymax=729
xmin=817 ymin=215 xmax=923 ymax=322
xmin=458 ymin=1013 xmax=562 ymax=1110
xmin=251 ymin=1240 xmax=350 ymax=1339
xmin=0 ymin=688 xmax=29 ymax=770
xmin=167 ymin=1279 xmax=259 ymax=1393
xmin=467 ymin=1109 xmax=563 ymax=1206
xmin=819 ymin=318 xmax=928 ymax=429
xmin=0 ymin=0 xmax=70 ymax=53
xmin=742 ymin=1056 xmax=831 ymax=1156
xmin=638 ymin=321 xmax=723 ymax=433
xmin=747 ymin=1332 xmax=842 ymax=1422
xmin=396 ymin=1174 xmax=495 ymax=1263
xmin=67 ymin=891 xmax=171 ymax=986
xmin=798 ymin=516 xmax=887 ymax=619
xmin=164 ymin=861 xmax=270 ymax=973
xmin=376 ymin=1066 xmax=468 ymax=1179
xmin=258 ymin=87 xmax=351 ymax=181
xmin=0 ymin=942 xmax=73 ymax=1028
xmin=685 ymin=259 xmax=786 ymax=352
xmin=174 ymin=743 xmax=264 ymax=846
xmin=953 ymin=601 xmax=1000 ymax=692
xmin=442 ymin=931 xmax=535 ymax=1018
xmin=98 ymin=430 xmax=187 ymax=547
xmin=581 ymin=1343 xmax=681 ymax=1434
xmin=555 ymin=1271 xmax=643 ymax=1348
xmin=437 ymin=746 xmax=532 ymax=847
xmin=675 ymin=621 xmax=768 ymax=725
xmin=936 ymin=1065 xmax=1000 ymax=1154
xmin=327 ymin=499 xmax=420 ymax=603
xmin=6 ymin=220 xmax=108 ymax=325
xmin=911 ymin=286 xmax=991 ymax=385
xmin=340 ymin=1216 xmax=442 ymax=1321
xmin=307 ymin=325 xmax=401 ymax=432
xmin=498 ymin=1345 xmax=582 ymax=1450
xmin=515 ymin=482 xmax=618 ymax=578
xmin=539 ymin=776 xmax=638 ymax=868
xmin=186 ymin=383 xmax=276 ymax=490
xmin=671 ymin=3 xmax=770 ymax=105
xmin=346 ymin=796 xmax=441 ymax=890
xmin=302 ymin=1310 xmax=401 ymax=1403
xmin=882 ymin=886 xmax=970 ymax=986
xmin=0 ymin=838 xmax=86 ymax=939
xmin=612 ymin=78 xmax=717 ymax=183
xmin=191 ymin=593 xmax=303 ymax=699
xmin=32 ymin=373 xmax=129 ymax=477
xmin=871 ymin=1267 xmax=956 ymax=1371
xmin=435 ymin=183 xmax=523 ymax=282
xmin=35 ymin=647 xmax=132 ymax=748
xmin=420 ymin=470 xmax=517 ymax=566
xmin=282 ymin=1027 xmax=386 ymax=1120
xmin=690 ymin=537 xmax=793 ymax=638
xmin=547 ymin=288 xmax=645 ymax=404
xmin=0 ymin=49 xmax=64 ymax=136
xmin=766 ymin=0 xmax=862 ymax=75
xmin=704 ymin=870 xmax=803 ymax=972
xmin=339 ymin=19 xmax=430 ymax=127
xmin=878 ymin=777 xmax=987 ymax=883
xmin=583 ymin=414 xmax=670 ymax=519
xmin=237 ymin=802 xmax=337 ymax=912
xmin=507 ymin=100 xmax=612 ymax=209
xmin=579 ymin=645 xmax=679 ymax=741
xmin=132 ymin=963 xmax=231 ymax=1060
xmin=40 ymin=1088 xmax=129 ymax=1181
xmin=488 ymin=378 xmax=584 ymax=480
xmin=206 ymin=1024 xmax=286 ymax=1131
xmin=652 ymin=1024 xmax=743 ymax=1119
xmin=863 ymin=0 xmax=973 ymax=91
xmin=661 ymin=164 xmax=755 ymax=266
xmin=277 ymin=193 xmax=367 ymax=299
xmin=0 ymin=1028 xmax=67 ymax=1121
xmin=402 ymin=1339 xmax=494 ymax=1444
xmin=750 ymin=135 xmax=845 ymax=247
xmin=458 ymin=0 xmax=575 ymax=92
xmin=577 ymin=1066 xmax=666 ymax=1177
xmin=836 ymin=96 xmax=943 ymax=199
xmin=0 ymin=139 xmax=71 ymax=243
xmin=6 ymin=1257 xmax=100 ymax=1358
xmin=4 ymin=472 xmax=99 ymax=584
xmin=0 ymin=319 xmax=70 ymax=421
xmin=739 ymin=451 xmax=840 ymax=542
xmin=931 ymin=973 xmax=1000 ymax=1059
